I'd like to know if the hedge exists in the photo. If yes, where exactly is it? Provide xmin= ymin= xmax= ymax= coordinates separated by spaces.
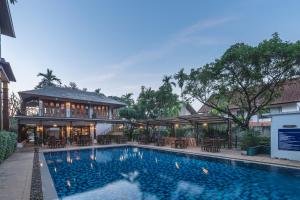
xmin=0 ymin=131 xmax=17 ymax=163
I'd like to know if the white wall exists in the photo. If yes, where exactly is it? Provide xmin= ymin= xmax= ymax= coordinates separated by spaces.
xmin=270 ymin=112 xmax=300 ymax=161
xmin=281 ymin=103 xmax=298 ymax=113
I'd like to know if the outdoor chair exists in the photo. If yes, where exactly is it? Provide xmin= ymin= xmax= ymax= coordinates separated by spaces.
xmin=48 ymin=136 xmax=57 ymax=148
xmin=171 ymin=138 xmax=188 ymax=149
xmin=138 ymin=135 xmax=149 ymax=144
xmin=201 ymin=138 xmax=221 ymax=152
xmin=155 ymin=138 xmax=165 ymax=146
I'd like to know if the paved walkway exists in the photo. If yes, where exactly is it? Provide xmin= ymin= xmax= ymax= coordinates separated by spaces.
xmin=0 ymin=146 xmax=34 ymax=200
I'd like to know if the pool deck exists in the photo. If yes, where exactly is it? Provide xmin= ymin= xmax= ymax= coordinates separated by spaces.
xmin=0 ymin=146 xmax=34 ymax=200
xmin=42 ymin=142 xmax=300 ymax=169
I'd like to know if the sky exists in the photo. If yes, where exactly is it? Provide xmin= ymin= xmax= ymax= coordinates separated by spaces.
xmin=2 ymin=0 xmax=300 ymax=110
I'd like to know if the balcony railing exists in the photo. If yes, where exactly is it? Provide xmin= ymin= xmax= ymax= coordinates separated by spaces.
xmin=21 ymin=106 xmax=120 ymax=120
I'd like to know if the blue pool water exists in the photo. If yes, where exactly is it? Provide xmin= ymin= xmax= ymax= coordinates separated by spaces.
xmin=44 ymin=147 xmax=300 ymax=200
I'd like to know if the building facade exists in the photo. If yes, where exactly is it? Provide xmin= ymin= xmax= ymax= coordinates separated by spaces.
xmin=0 ymin=0 xmax=16 ymax=131
xmin=16 ymin=87 xmax=127 ymax=144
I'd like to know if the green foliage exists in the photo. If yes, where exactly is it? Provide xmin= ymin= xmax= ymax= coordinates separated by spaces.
xmin=35 ymin=68 xmax=62 ymax=89
xmin=158 ymin=129 xmax=171 ymax=137
xmin=175 ymin=127 xmax=193 ymax=137
xmin=118 ymin=77 xmax=181 ymax=120
xmin=203 ymin=126 xmax=227 ymax=139
xmin=240 ymin=130 xmax=260 ymax=150
xmin=0 ymin=131 xmax=17 ymax=163
xmin=177 ymin=33 xmax=300 ymax=130
xmin=119 ymin=107 xmax=138 ymax=119
xmin=258 ymin=136 xmax=270 ymax=146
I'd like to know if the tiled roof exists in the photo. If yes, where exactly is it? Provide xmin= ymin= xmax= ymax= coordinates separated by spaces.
xmin=19 ymin=87 xmax=127 ymax=107
xmin=198 ymin=78 xmax=300 ymax=113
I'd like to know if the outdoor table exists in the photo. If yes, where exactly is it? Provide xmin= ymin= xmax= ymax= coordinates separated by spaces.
xmin=163 ymin=137 xmax=176 ymax=146
xmin=173 ymin=139 xmax=187 ymax=149
xmin=184 ymin=137 xmax=197 ymax=147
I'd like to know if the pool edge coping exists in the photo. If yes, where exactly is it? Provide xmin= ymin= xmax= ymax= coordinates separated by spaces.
xmin=39 ymin=151 xmax=59 ymax=200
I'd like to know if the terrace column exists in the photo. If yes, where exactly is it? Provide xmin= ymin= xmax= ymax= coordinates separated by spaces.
xmin=2 ymin=81 xmax=9 ymax=130
xmin=89 ymin=105 xmax=93 ymax=119
xmin=38 ymin=100 xmax=43 ymax=116
xmin=66 ymin=102 xmax=71 ymax=117
xmin=108 ymin=106 xmax=112 ymax=119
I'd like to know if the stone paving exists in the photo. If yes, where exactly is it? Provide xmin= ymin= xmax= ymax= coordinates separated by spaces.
xmin=0 ymin=146 xmax=34 ymax=200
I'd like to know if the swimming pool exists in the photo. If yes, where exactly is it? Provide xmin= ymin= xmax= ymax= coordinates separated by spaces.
xmin=43 ymin=146 xmax=300 ymax=200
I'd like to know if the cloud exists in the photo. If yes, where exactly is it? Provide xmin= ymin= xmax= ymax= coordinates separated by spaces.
xmin=80 ymin=17 xmax=235 ymax=89
xmin=109 ymin=17 xmax=235 ymax=70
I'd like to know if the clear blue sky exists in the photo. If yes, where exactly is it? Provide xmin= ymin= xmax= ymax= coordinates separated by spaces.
xmin=3 ymin=0 xmax=300 ymax=109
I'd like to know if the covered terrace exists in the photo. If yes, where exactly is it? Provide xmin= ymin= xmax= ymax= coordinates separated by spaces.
xmin=136 ymin=113 xmax=233 ymax=151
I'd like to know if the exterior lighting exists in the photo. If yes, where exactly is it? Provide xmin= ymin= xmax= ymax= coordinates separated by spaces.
xmin=53 ymin=123 xmax=57 ymax=127
xmin=175 ymin=124 xmax=179 ymax=128
xmin=203 ymin=123 xmax=208 ymax=127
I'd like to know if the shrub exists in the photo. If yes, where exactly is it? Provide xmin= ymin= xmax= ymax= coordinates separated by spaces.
xmin=240 ymin=130 xmax=260 ymax=150
xmin=0 ymin=131 xmax=17 ymax=163
xmin=259 ymin=136 xmax=270 ymax=146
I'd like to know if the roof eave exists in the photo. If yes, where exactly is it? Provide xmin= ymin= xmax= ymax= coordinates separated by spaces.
xmin=0 ymin=0 xmax=15 ymax=38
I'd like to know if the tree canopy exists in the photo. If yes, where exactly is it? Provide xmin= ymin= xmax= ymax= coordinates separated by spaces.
xmin=177 ymin=33 xmax=300 ymax=130
xmin=118 ymin=77 xmax=181 ymax=121
xmin=35 ymin=68 xmax=62 ymax=89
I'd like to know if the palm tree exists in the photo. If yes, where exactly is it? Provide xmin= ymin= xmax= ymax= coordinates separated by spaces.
xmin=174 ymin=68 xmax=187 ymax=95
xmin=10 ymin=0 xmax=17 ymax=4
xmin=121 ymin=93 xmax=135 ymax=106
xmin=162 ymin=75 xmax=176 ymax=87
xmin=35 ymin=68 xmax=62 ymax=89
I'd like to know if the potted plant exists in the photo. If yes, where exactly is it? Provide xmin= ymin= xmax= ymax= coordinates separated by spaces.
xmin=241 ymin=130 xmax=260 ymax=156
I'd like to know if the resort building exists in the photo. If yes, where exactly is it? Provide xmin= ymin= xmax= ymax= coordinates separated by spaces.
xmin=0 ymin=0 xmax=16 ymax=131
xmin=198 ymin=78 xmax=300 ymax=135
xmin=15 ymin=86 xmax=127 ymax=144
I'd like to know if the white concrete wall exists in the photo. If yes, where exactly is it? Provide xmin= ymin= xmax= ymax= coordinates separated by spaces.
xmin=270 ymin=112 xmax=300 ymax=161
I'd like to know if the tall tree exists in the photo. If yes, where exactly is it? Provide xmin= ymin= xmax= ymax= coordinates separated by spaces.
xmin=94 ymin=88 xmax=101 ymax=94
xmin=179 ymin=33 xmax=300 ymax=130
xmin=35 ymin=68 xmax=61 ymax=89
xmin=10 ymin=0 xmax=17 ymax=4
xmin=67 ymin=82 xmax=78 ymax=89
xmin=162 ymin=75 xmax=176 ymax=87
xmin=174 ymin=68 xmax=187 ymax=96
xmin=120 ymin=93 xmax=135 ymax=107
